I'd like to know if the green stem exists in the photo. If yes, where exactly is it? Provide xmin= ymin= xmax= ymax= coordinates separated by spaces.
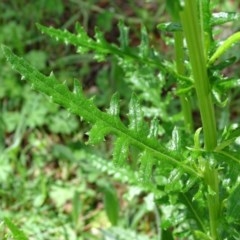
xmin=180 ymin=0 xmax=217 ymax=151
xmin=180 ymin=1 xmax=219 ymax=239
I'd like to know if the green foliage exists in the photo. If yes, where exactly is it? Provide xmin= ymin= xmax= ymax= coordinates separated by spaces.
xmin=4 ymin=218 xmax=28 ymax=240
xmin=2 ymin=1 xmax=240 ymax=239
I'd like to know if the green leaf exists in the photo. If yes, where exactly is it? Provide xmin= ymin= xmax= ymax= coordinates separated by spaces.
xmin=113 ymin=137 xmax=129 ymax=167
xmin=157 ymin=22 xmax=182 ymax=32
xmin=107 ymin=92 xmax=120 ymax=117
xmin=128 ymin=93 xmax=147 ymax=134
xmin=169 ymin=126 xmax=182 ymax=152
xmin=4 ymin=218 xmax=28 ymax=240
xmin=138 ymin=151 xmax=154 ymax=183
xmin=2 ymin=45 xmax=199 ymax=178
xmin=194 ymin=230 xmax=212 ymax=240
xmin=35 ymin=23 xmax=187 ymax=83
xmin=211 ymin=12 xmax=240 ymax=26
xmin=87 ymin=122 xmax=111 ymax=145
xmin=101 ymin=183 xmax=119 ymax=226
xmin=227 ymin=183 xmax=240 ymax=222
xmin=213 ymin=77 xmax=240 ymax=91
xmin=148 ymin=118 xmax=159 ymax=139
xmin=118 ymin=21 xmax=129 ymax=50
xmin=209 ymin=31 xmax=240 ymax=65
xmin=139 ymin=25 xmax=149 ymax=58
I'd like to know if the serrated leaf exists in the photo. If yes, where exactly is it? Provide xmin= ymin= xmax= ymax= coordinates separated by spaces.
xmin=227 ymin=183 xmax=240 ymax=222
xmin=73 ymin=78 xmax=83 ymax=95
xmin=4 ymin=218 xmax=28 ymax=240
xmin=214 ymin=78 xmax=240 ymax=91
xmin=75 ymin=22 xmax=93 ymax=53
xmin=165 ymin=169 xmax=183 ymax=193
xmin=138 ymin=151 xmax=154 ymax=183
xmin=169 ymin=126 xmax=182 ymax=152
xmin=128 ymin=93 xmax=146 ymax=134
xmin=211 ymin=12 xmax=240 ymax=26
xmin=107 ymin=92 xmax=120 ymax=117
xmin=113 ymin=137 xmax=129 ymax=167
xmin=2 ymin=46 xmax=199 ymax=178
xmin=87 ymin=122 xmax=111 ymax=145
xmin=36 ymin=23 xmax=187 ymax=83
xmin=157 ymin=22 xmax=182 ymax=32
xmin=148 ymin=118 xmax=159 ymax=139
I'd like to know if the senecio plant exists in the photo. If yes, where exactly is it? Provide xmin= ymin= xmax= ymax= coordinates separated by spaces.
xmin=3 ymin=0 xmax=240 ymax=239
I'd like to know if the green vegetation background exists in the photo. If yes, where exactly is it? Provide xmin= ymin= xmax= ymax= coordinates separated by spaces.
xmin=1 ymin=1 xmax=239 ymax=239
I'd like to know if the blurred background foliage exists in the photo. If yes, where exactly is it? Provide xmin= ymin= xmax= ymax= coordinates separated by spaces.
xmin=0 ymin=0 xmax=239 ymax=239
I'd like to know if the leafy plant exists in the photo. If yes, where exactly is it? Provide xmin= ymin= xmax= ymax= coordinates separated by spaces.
xmin=2 ymin=0 xmax=240 ymax=239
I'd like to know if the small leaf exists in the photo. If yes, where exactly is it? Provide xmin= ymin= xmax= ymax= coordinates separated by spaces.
xmin=194 ymin=128 xmax=203 ymax=150
xmin=214 ymin=77 xmax=240 ymax=91
xmin=165 ymin=169 xmax=183 ymax=193
xmin=87 ymin=122 xmax=111 ymax=145
xmin=148 ymin=118 xmax=159 ymax=139
xmin=128 ymin=93 xmax=145 ymax=133
xmin=118 ymin=21 xmax=129 ymax=50
xmin=73 ymin=78 xmax=83 ymax=95
xmin=138 ymin=151 xmax=154 ymax=183
xmin=4 ymin=218 xmax=28 ymax=240
xmin=113 ymin=137 xmax=129 ymax=166
xmin=169 ymin=126 xmax=182 ymax=152
xmin=212 ymin=88 xmax=229 ymax=107
xmin=211 ymin=12 xmax=240 ymax=26
xmin=139 ymin=25 xmax=149 ymax=58
xmin=209 ymin=31 xmax=240 ymax=65
xmin=107 ymin=92 xmax=120 ymax=117
xmin=157 ymin=22 xmax=182 ymax=32
xmin=227 ymin=183 xmax=240 ymax=222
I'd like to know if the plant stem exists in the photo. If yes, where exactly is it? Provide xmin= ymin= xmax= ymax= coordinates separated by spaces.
xmin=180 ymin=0 xmax=217 ymax=151
xmin=180 ymin=0 xmax=219 ymax=239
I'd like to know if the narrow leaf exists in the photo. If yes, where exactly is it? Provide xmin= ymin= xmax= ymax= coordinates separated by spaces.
xmin=139 ymin=151 xmax=154 ymax=183
xmin=128 ymin=93 xmax=146 ymax=134
xmin=113 ymin=137 xmax=129 ymax=167
xmin=118 ymin=21 xmax=129 ymax=50
xmin=209 ymin=31 xmax=240 ymax=65
xmin=211 ymin=12 xmax=240 ymax=26
xmin=101 ymin=183 xmax=119 ymax=226
xmin=148 ymin=118 xmax=159 ymax=139
xmin=4 ymin=218 xmax=28 ymax=240
xmin=2 ymin=46 xmax=199 ymax=177
xmin=157 ymin=22 xmax=182 ymax=32
xmin=139 ymin=25 xmax=149 ymax=58
xmin=107 ymin=92 xmax=120 ymax=117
